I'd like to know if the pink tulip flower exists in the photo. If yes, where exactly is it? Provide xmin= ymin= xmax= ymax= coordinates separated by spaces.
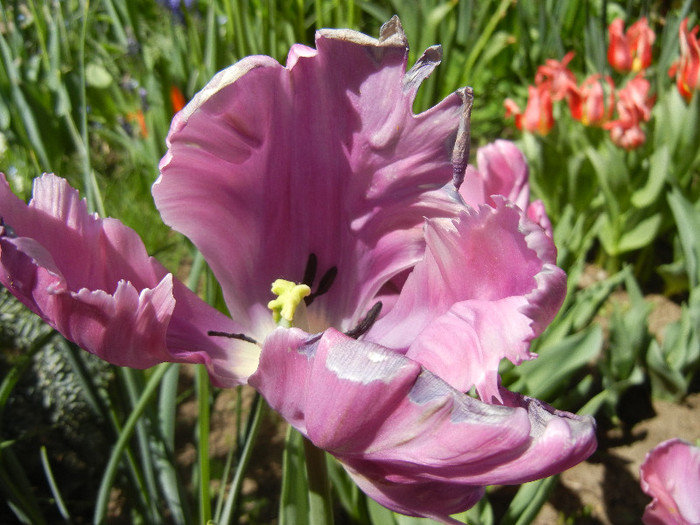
xmin=1 ymin=18 xmax=596 ymax=522
xmin=458 ymin=139 xmax=552 ymax=236
xmin=640 ymin=438 xmax=700 ymax=524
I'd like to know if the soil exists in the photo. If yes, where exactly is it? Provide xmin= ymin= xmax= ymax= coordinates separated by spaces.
xmin=534 ymin=392 xmax=700 ymax=525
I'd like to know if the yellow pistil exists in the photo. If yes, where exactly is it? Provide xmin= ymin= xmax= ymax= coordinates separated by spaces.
xmin=267 ymin=279 xmax=311 ymax=326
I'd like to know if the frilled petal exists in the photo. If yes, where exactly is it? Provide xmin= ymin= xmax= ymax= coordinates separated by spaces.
xmin=154 ymin=17 xmax=469 ymax=338
xmin=0 ymin=174 xmax=257 ymax=387
xmin=459 ymin=140 xmax=529 ymax=210
xmin=458 ymin=140 xmax=553 ymax=237
xmin=250 ymin=328 xmax=596 ymax=520
xmin=366 ymin=200 xmax=566 ymax=400
xmin=640 ymin=438 xmax=700 ymax=525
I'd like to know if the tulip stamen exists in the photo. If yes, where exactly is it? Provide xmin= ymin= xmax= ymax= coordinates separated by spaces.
xmin=302 ymin=253 xmax=318 ymax=288
xmin=0 ymin=217 xmax=16 ymax=238
xmin=207 ymin=330 xmax=258 ymax=344
xmin=345 ymin=301 xmax=382 ymax=339
xmin=304 ymin=260 xmax=338 ymax=306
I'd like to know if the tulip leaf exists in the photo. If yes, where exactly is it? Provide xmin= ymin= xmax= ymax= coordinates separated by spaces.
xmin=631 ymin=145 xmax=669 ymax=208
xmin=156 ymin=364 xmax=188 ymax=525
xmin=668 ymin=189 xmax=700 ymax=288
xmin=602 ymin=212 xmax=663 ymax=255
xmin=509 ymin=324 xmax=603 ymax=401
xmin=499 ymin=476 xmax=558 ymax=525
xmin=647 ymin=297 xmax=700 ymax=401
xmin=279 ymin=427 xmax=310 ymax=525
xmin=461 ymin=497 xmax=494 ymax=525
xmin=367 ymin=498 xmax=397 ymax=524
xmin=327 ymin=456 xmax=367 ymax=523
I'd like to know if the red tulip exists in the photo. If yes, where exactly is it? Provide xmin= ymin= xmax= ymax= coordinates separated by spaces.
xmin=669 ymin=19 xmax=700 ymax=102
xmin=604 ymin=75 xmax=655 ymax=149
xmin=504 ymin=83 xmax=554 ymax=135
xmin=535 ymin=51 xmax=578 ymax=100
xmin=608 ymin=17 xmax=655 ymax=73
xmin=170 ymin=85 xmax=187 ymax=114
xmin=568 ymin=74 xmax=615 ymax=127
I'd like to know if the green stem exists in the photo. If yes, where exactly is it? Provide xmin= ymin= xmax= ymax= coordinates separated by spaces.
xmin=196 ymin=364 xmax=212 ymax=524
xmin=303 ymin=437 xmax=334 ymax=525
xmin=219 ymin=392 xmax=266 ymax=524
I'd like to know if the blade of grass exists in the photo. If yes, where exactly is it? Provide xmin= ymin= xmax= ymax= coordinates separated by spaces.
xmin=219 ymin=392 xmax=265 ymax=524
xmin=93 ymin=363 xmax=171 ymax=524
xmin=39 ymin=446 xmax=71 ymax=521
xmin=61 ymin=342 xmax=153 ymax=516
xmin=157 ymin=363 xmax=189 ymax=525
xmin=213 ymin=417 xmax=238 ymax=522
xmin=0 ymin=29 xmax=51 ymax=170
xmin=0 ymin=447 xmax=47 ymax=525
xmin=120 ymin=368 xmax=160 ymax=522
xmin=77 ymin=0 xmax=105 ymax=216
xmin=459 ymin=0 xmax=512 ymax=85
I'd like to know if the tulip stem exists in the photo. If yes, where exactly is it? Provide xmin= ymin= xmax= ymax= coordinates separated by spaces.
xmin=303 ymin=437 xmax=334 ymax=525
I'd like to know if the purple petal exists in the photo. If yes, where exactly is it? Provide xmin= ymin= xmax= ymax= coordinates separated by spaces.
xmin=641 ymin=438 xmax=700 ymax=525
xmin=459 ymin=140 xmax=553 ymax=237
xmin=0 ymin=174 xmax=257 ymax=386
xmin=250 ymin=328 xmax=596 ymax=520
xmin=154 ymin=17 xmax=469 ymax=338
xmin=460 ymin=140 xmax=529 ymax=209
xmin=367 ymin=200 xmax=566 ymax=399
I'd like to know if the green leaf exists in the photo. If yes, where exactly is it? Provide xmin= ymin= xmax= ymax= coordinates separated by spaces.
xmin=85 ymin=62 xmax=113 ymax=88
xmin=279 ymin=427 xmax=310 ymax=525
xmin=647 ymin=297 xmax=700 ymax=401
xmin=668 ymin=189 xmax=700 ymax=288
xmin=367 ymin=498 xmax=397 ymax=525
xmin=509 ymin=325 xmax=603 ymax=401
xmin=460 ymin=496 xmax=494 ymax=525
xmin=631 ymin=145 xmax=669 ymax=208
xmin=498 ymin=476 xmax=558 ymax=525
xmin=0 ymin=95 xmax=10 ymax=130
xmin=617 ymin=212 xmax=663 ymax=254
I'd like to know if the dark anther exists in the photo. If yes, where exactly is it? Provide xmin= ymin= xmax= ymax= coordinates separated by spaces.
xmin=302 ymin=253 xmax=318 ymax=287
xmin=208 ymin=330 xmax=258 ymax=345
xmin=345 ymin=301 xmax=382 ymax=339
xmin=305 ymin=265 xmax=338 ymax=306
xmin=315 ymin=266 xmax=337 ymax=297
xmin=0 ymin=217 xmax=16 ymax=238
